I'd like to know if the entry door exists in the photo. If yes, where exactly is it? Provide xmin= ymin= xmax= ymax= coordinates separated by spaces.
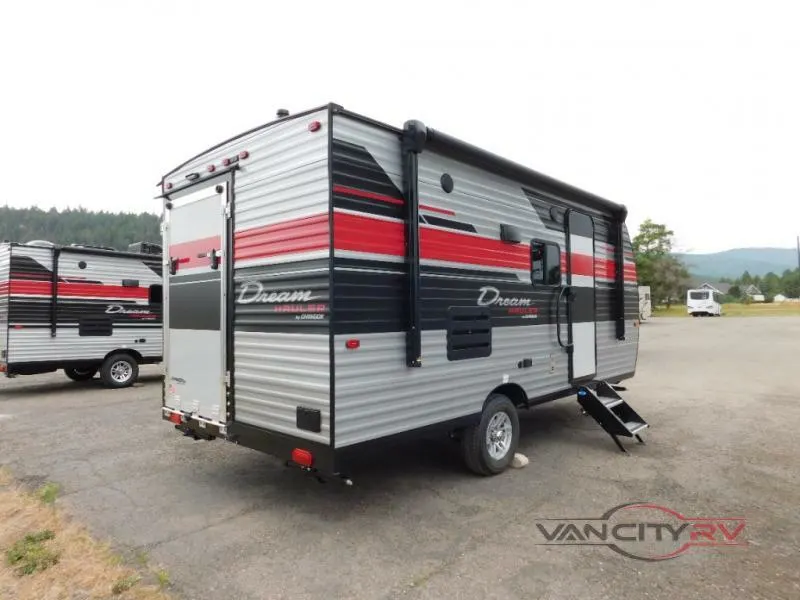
xmin=163 ymin=183 xmax=228 ymax=424
xmin=565 ymin=210 xmax=597 ymax=383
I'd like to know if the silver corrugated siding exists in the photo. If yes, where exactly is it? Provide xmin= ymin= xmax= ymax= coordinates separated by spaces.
xmin=0 ymin=245 xmax=10 ymax=360
xmin=228 ymin=108 xmax=332 ymax=444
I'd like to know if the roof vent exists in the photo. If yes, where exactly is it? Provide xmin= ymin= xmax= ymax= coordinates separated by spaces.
xmin=276 ymin=108 xmax=289 ymax=118
xmin=27 ymin=239 xmax=55 ymax=247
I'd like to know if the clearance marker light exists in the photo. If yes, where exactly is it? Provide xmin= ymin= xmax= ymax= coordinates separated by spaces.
xmin=345 ymin=339 xmax=360 ymax=350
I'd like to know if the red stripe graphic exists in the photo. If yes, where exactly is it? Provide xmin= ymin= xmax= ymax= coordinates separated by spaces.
xmin=420 ymin=204 xmax=456 ymax=216
xmin=333 ymin=212 xmax=638 ymax=279
xmin=333 ymin=185 xmax=403 ymax=206
xmin=334 ymin=212 xmax=530 ymax=270
xmin=422 ymin=226 xmax=530 ymax=270
xmin=169 ymin=235 xmax=221 ymax=270
xmin=334 ymin=212 xmax=405 ymax=257
xmin=225 ymin=210 xmax=636 ymax=281
xmin=234 ymin=214 xmax=329 ymax=261
xmin=334 ymin=184 xmax=456 ymax=217
xmin=5 ymin=280 xmax=149 ymax=299
xmin=595 ymin=259 xmax=637 ymax=281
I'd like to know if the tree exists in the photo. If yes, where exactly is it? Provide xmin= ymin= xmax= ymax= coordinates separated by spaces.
xmin=740 ymin=271 xmax=753 ymax=285
xmin=0 ymin=206 xmax=160 ymax=250
xmin=632 ymin=219 xmax=690 ymax=308
xmin=784 ymin=270 xmax=800 ymax=298
xmin=761 ymin=272 xmax=781 ymax=297
xmin=728 ymin=284 xmax=741 ymax=299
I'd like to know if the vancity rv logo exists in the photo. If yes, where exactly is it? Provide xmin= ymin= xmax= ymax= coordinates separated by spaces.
xmin=533 ymin=503 xmax=747 ymax=561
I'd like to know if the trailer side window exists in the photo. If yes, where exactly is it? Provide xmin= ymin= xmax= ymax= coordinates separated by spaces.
xmin=531 ymin=240 xmax=561 ymax=285
xmin=148 ymin=284 xmax=163 ymax=305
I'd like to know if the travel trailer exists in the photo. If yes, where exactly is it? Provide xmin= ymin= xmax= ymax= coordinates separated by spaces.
xmin=0 ymin=241 xmax=163 ymax=387
xmin=687 ymin=287 xmax=723 ymax=317
xmin=159 ymin=103 xmax=647 ymax=481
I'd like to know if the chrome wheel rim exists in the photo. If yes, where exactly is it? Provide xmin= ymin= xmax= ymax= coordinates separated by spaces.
xmin=486 ymin=412 xmax=513 ymax=460
xmin=110 ymin=361 xmax=132 ymax=383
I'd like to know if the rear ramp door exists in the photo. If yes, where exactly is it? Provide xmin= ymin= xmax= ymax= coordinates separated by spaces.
xmin=164 ymin=183 xmax=228 ymax=424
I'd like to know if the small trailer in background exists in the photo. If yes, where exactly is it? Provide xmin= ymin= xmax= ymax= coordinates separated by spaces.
xmin=638 ymin=286 xmax=652 ymax=320
xmin=0 ymin=240 xmax=163 ymax=387
xmin=158 ymin=103 xmax=648 ymax=480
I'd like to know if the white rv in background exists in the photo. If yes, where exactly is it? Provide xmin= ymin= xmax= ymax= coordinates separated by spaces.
xmin=687 ymin=288 xmax=723 ymax=317
xmin=0 ymin=240 xmax=163 ymax=387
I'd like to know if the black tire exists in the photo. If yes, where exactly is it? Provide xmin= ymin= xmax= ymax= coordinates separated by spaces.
xmin=99 ymin=353 xmax=139 ymax=389
xmin=461 ymin=394 xmax=520 ymax=476
xmin=64 ymin=366 xmax=98 ymax=382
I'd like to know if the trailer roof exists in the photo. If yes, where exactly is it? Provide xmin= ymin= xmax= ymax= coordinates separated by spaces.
xmin=2 ymin=241 xmax=161 ymax=260
xmin=160 ymin=102 xmax=627 ymax=220
xmin=416 ymin=123 xmax=627 ymax=219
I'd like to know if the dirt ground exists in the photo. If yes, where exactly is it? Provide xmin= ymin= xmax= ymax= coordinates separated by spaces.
xmin=1 ymin=316 xmax=798 ymax=600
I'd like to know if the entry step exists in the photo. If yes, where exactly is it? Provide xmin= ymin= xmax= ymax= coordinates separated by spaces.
xmin=577 ymin=381 xmax=649 ymax=453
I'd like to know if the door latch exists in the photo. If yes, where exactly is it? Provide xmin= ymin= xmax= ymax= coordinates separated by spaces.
xmin=197 ymin=248 xmax=221 ymax=270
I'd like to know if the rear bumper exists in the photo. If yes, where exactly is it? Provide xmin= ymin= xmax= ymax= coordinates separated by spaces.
xmin=162 ymin=407 xmax=223 ymax=440
xmin=162 ymin=408 xmax=337 ymax=473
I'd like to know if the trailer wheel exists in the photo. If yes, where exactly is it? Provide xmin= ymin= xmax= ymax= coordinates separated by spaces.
xmin=100 ymin=353 xmax=139 ymax=388
xmin=461 ymin=394 xmax=520 ymax=476
xmin=64 ymin=367 xmax=98 ymax=382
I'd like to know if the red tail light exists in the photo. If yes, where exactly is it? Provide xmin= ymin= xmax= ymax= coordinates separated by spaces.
xmin=345 ymin=339 xmax=360 ymax=350
xmin=167 ymin=412 xmax=182 ymax=425
xmin=291 ymin=448 xmax=314 ymax=467
xmin=308 ymin=120 xmax=322 ymax=132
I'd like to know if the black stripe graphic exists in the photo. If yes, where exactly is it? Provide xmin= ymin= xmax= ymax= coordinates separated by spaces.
xmin=232 ymin=262 xmax=329 ymax=334
xmin=422 ymin=215 xmax=477 ymax=233
xmin=8 ymin=298 xmax=161 ymax=327
xmin=169 ymin=278 xmax=220 ymax=331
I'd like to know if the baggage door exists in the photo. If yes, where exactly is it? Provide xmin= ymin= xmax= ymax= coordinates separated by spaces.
xmin=565 ymin=210 xmax=597 ymax=384
xmin=163 ymin=182 xmax=229 ymax=425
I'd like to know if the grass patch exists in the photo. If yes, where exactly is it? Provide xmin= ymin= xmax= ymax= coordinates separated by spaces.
xmin=6 ymin=530 xmax=60 ymax=576
xmin=112 ymin=574 xmax=141 ymax=595
xmin=156 ymin=568 xmax=171 ymax=589
xmin=0 ymin=469 xmax=173 ymax=599
xmin=37 ymin=482 xmax=60 ymax=505
xmin=653 ymin=303 xmax=800 ymax=318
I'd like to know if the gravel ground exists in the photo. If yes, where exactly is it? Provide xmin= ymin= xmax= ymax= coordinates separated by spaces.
xmin=1 ymin=316 xmax=798 ymax=599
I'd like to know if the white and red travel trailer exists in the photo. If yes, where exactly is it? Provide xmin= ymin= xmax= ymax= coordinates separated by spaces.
xmin=159 ymin=104 xmax=648 ymax=480
xmin=0 ymin=241 xmax=163 ymax=387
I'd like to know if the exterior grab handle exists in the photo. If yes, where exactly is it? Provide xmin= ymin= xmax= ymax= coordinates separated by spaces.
xmin=556 ymin=285 xmax=573 ymax=349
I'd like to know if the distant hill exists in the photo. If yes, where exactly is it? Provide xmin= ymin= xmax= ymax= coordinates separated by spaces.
xmin=676 ymin=247 xmax=798 ymax=278
xmin=0 ymin=206 xmax=160 ymax=251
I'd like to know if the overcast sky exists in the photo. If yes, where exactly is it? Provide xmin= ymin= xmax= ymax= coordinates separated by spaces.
xmin=2 ymin=0 xmax=798 ymax=253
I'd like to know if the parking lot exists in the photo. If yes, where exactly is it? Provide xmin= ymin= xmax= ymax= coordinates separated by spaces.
xmin=1 ymin=316 xmax=799 ymax=600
